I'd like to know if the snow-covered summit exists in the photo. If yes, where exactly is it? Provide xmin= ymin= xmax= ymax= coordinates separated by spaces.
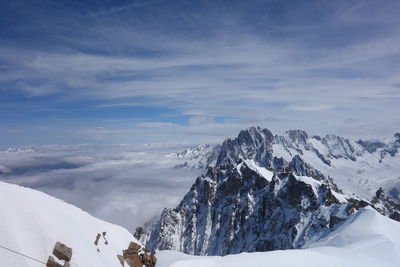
xmin=166 ymin=144 xmax=220 ymax=169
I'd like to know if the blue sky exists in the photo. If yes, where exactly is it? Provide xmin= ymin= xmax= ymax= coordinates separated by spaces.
xmin=1 ymin=0 xmax=400 ymax=148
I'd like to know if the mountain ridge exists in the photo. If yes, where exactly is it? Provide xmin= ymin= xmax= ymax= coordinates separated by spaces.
xmin=169 ymin=126 xmax=400 ymax=201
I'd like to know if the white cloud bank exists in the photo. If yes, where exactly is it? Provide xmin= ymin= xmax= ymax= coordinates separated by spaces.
xmin=0 ymin=144 xmax=203 ymax=231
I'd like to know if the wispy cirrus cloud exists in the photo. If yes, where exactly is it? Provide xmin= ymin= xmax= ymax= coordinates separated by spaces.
xmin=288 ymin=104 xmax=336 ymax=112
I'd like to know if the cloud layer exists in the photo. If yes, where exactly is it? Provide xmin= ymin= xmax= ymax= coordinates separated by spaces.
xmin=0 ymin=144 xmax=203 ymax=230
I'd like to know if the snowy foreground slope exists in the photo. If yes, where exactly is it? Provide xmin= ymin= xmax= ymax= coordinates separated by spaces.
xmin=0 ymin=168 xmax=399 ymax=267
xmin=156 ymin=208 xmax=400 ymax=267
xmin=0 ymin=181 xmax=137 ymax=267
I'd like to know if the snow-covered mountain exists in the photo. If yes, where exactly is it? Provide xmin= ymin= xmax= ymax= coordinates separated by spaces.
xmin=0 ymin=181 xmax=147 ymax=267
xmin=141 ymin=159 xmax=399 ymax=256
xmin=156 ymin=207 xmax=400 ymax=267
xmin=139 ymin=126 xmax=400 ymax=256
xmin=166 ymin=144 xmax=220 ymax=169
xmin=174 ymin=126 xmax=400 ymax=201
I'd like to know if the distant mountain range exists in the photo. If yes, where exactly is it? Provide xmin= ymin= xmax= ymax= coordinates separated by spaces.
xmin=168 ymin=127 xmax=400 ymax=201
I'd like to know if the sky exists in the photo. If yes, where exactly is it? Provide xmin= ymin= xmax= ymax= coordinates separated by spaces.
xmin=1 ymin=0 xmax=400 ymax=148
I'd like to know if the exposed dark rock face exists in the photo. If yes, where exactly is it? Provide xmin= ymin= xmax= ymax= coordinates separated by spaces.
xmin=390 ymin=212 xmax=400 ymax=221
xmin=356 ymin=140 xmax=386 ymax=153
xmin=216 ymin=126 xmax=274 ymax=167
xmin=285 ymin=129 xmax=309 ymax=145
xmin=389 ymin=186 xmax=400 ymax=202
xmin=355 ymin=134 xmax=400 ymax=159
xmin=371 ymin=188 xmax=400 ymax=222
xmin=312 ymin=135 xmax=321 ymax=141
xmin=143 ymin=159 xmax=366 ymax=256
xmin=288 ymin=155 xmax=325 ymax=178
xmin=321 ymin=135 xmax=356 ymax=161
xmin=134 ymin=226 xmax=145 ymax=240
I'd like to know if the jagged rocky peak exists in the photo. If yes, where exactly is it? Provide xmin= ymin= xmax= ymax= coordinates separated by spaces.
xmin=320 ymin=134 xmax=357 ymax=160
xmin=394 ymin=133 xmax=400 ymax=147
xmin=312 ymin=135 xmax=322 ymax=141
xmin=142 ymin=156 xmax=371 ymax=256
xmin=371 ymin=187 xmax=400 ymax=222
xmin=355 ymin=134 xmax=400 ymax=160
xmin=356 ymin=139 xmax=386 ymax=153
xmin=175 ymin=127 xmax=400 ymax=171
xmin=284 ymin=129 xmax=309 ymax=145
xmin=236 ymin=126 xmax=274 ymax=147
xmin=216 ymin=126 xmax=274 ymax=167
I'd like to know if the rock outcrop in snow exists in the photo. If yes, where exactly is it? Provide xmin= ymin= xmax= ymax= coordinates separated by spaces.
xmin=121 ymin=242 xmax=157 ymax=267
xmin=46 ymin=241 xmax=73 ymax=267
